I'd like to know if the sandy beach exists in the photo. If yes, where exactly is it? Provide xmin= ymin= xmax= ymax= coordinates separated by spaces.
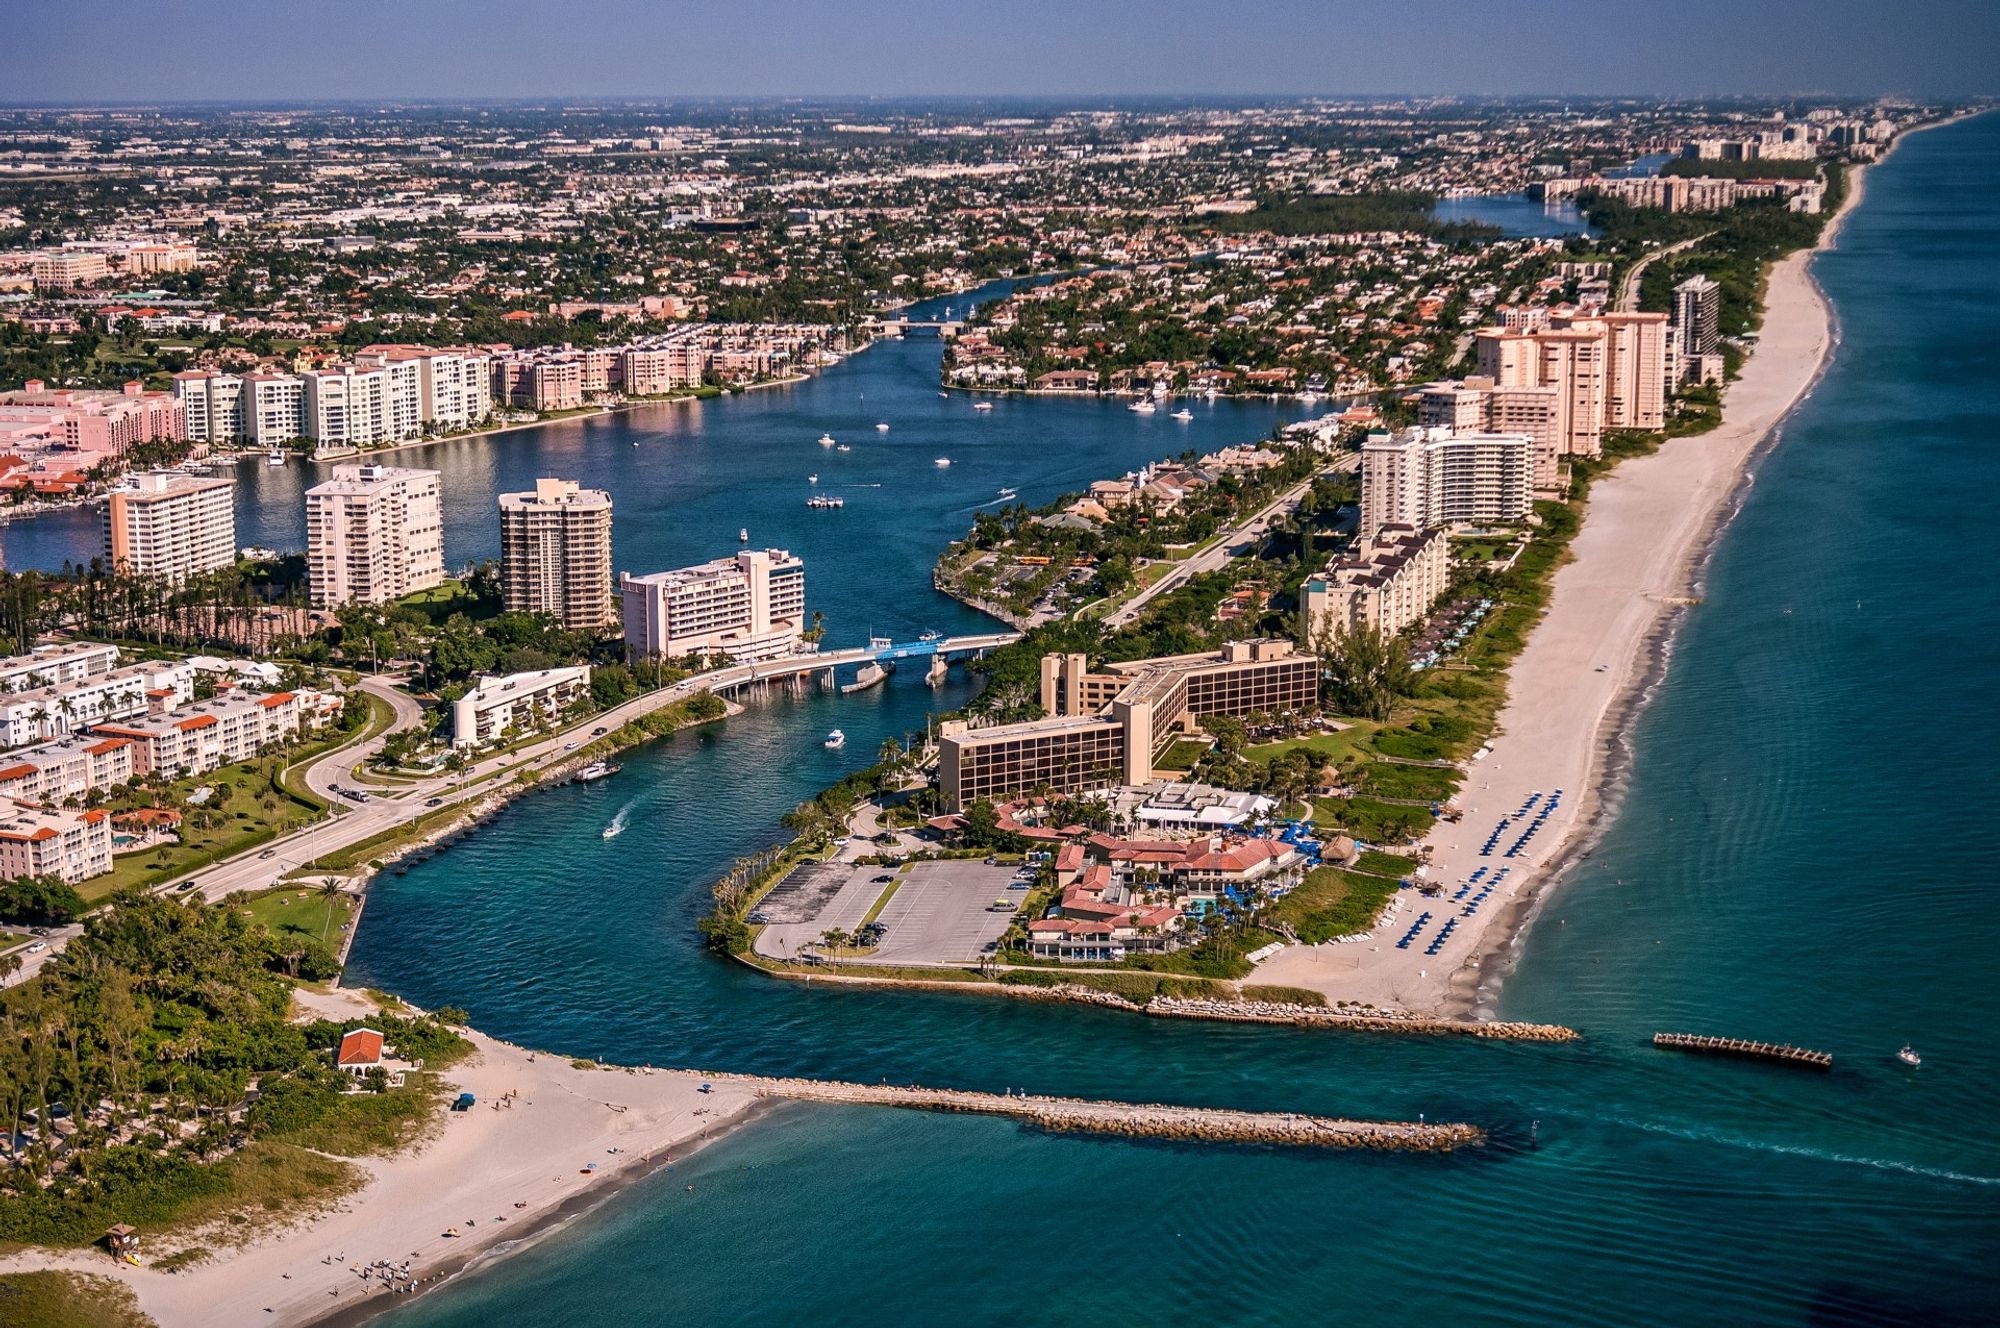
xmin=0 ymin=985 xmax=759 ymax=1327
xmin=1254 ymin=163 xmax=1871 ymax=1016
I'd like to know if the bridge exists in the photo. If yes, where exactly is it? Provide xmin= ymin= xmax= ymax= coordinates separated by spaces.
xmin=863 ymin=317 xmax=964 ymax=335
xmin=701 ymin=631 xmax=1020 ymax=694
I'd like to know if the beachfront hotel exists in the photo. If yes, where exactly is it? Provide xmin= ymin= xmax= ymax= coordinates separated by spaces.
xmin=102 ymin=470 xmax=237 ymax=581
xmin=1474 ymin=309 xmax=1667 ymax=457
xmin=305 ymin=464 xmax=446 ymax=608
xmin=937 ymin=640 xmax=1319 ymax=810
xmin=1302 ymin=524 xmax=1450 ymax=643
xmin=1416 ymin=377 xmax=1563 ymax=488
xmin=619 ymin=548 xmax=805 ymax=664
xmin=498 ymin=478 xmax=616 ymax=632
xmin=1359 ymin=428 xmax=1535 ymax=535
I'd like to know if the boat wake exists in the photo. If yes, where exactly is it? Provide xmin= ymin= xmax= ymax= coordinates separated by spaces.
xmin=602 ymin=801 xmax=636 ymax=840
xmin=1599 ymin=1114 xmax=2000 ymax=1187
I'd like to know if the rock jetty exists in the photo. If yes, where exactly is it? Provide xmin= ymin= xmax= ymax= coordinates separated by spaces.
xmin=1142 ymin=995 xmax=1578 ymax=1042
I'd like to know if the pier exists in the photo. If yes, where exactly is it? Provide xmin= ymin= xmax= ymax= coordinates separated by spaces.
xmin=726 ymin=1074 xmax=1482 ymax=1151
xmin=1652 ymin=1032 xmax=1833 ymax=1070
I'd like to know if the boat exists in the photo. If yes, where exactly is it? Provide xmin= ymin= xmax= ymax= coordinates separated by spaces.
xmin=266 ymin=448 xmax=286 ymax=466
xmin=818 ymin=433 xmax=836 ymax=447
xmin=918 ymin=629 xmax=943 ymax=642
xmin=836 ymin=443 xmax=851 ymax=452
xmin=1171 ymin=408 xmax=1193 ymax=421
xmin=601 ymin=822 xmax=624 ymax=840
xmin=806 ymin=494 xmax=845 ymax=509
xmin=1128 ymin=399 xmax=1155 ymax=413
xmin=823 ymin=729 xmax=846 ymax=750
xmin=940 ymin=391 xmax=951 ymax=398
xmin=933 ymin=456 xmax=952 ymax=467
xmin=1897 ymin=1045 xmax=1922 ymax=1067
xmin=807 ymin=473 xmax=818 ymax=483
xmin=875 ymin=422 xmax=890 ymax=432
xmin=997 ymin=487 xmax=1018 ymax=500
xmin=972 ymin=401 xmax=993 ymax=412
xmin=739 ymin=527 xmax=749 ymax=542
xmin=573 ymin=761 xmax=621 ymax=784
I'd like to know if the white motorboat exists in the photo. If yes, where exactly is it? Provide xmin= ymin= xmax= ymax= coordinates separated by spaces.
xmin=1128 ymin=399 xmax=1155 ymax=413
xmin=739 ymin=527 xmax=749 ymax=542
xmin=808 ymin=473 xmax=818 ymax=483
xmin=933 ymin=456 xmax=952 ymax=467
xmin=875 ymin=422 xmax=890 ymax=432
xmin=1171 ymin=408 xmax=1193 ymax=421
xmin=836 ymin=443 xmax=851 ymax=452
xmin=939 ymin=391 xmax=951 ymax=398
xmin=918 ymin=629 xmax=943 ymax=642
xmin=266 ymin=448 xmax=286 ymax=466
xmin=972 ymin=401 xmax=993 ymax=411
xmin=997 ymin=487 xmax=1018 ymax=500
xmin=573 ymin=761 xmax=620 ymax=784
xmin=823 ymin=729 xmax=846 ymax=750
xmin=1897 ymin=1045 xmax=1922 ymax=1067
xmin=818 ymin=432 xmax=837 ymax=447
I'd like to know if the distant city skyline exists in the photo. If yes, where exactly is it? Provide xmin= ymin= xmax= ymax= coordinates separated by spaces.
xmin=4 ymin=0 xmax=1996 ymax=103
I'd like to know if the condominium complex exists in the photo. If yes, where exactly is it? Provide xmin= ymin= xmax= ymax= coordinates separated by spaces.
xmin=0 ymin=801 xmax=112 ymax=884
xmin=498 ymin=478 xmax=616 ymax=630
xmin=0 ymin=659 xmax=198 ymax=747
xmin=92 ymin=688 xmax=336 ymax=779
xmin=1474 ymin=309 xmax=1667 ymax=457
xmin=938 ymin=640 xmax=1319 ymax=810
xmin=103 ymin=471 xmax=237 ymax=580
xmin=0 ymin=641 xmax=120 ymax=695
xmin=305 ymin=464 xmax=446 ymax=607
xmin=451 ymin=666 xmax=593 ymax=748
xmin=1415 ymin=377 xmax=1563 ymax=487
xmin=1671 ymin=275 xmax=1724 ymax=385
xmin=0 ymin=381 xmax=184 ymax=462
xmin=0 ymin=733 xmax=138 ymax=805
xmin=174 ymin=348 xmax=492 ymax=449
xmin=1359 ymin=428 xmax=1535 ymax=535
xmin=1302 ymin=525 xmax=1450 ymax=643
xmin=619 ymin=548 xmax=805 ymax=664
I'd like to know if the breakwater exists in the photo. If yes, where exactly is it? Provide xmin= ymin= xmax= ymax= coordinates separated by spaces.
xmin=1144 ymin=995 xmax=1579 ymax=1041
xmin=727 ymin=1074 xmax=1481 ymax=1151
xmin=1652 ymin=1032 xmax=1833 ymax=1070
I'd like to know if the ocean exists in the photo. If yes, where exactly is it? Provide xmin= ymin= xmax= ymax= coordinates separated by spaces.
xmin=342 ymin=113 xmax=1996 ymax=1325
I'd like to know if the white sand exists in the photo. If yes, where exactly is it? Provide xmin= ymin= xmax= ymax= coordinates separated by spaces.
xmin=1256 ymin=169 xmax=1866 ymax=1015
xmin=0 ymin=985 xmax=758 ymax=1327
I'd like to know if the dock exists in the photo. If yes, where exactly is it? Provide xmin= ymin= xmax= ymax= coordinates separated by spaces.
xmin=732 ymin=1075 xmax=1482 ymax=1152
xmin=1652 ymin=1032 xmax=1832 ymax=1070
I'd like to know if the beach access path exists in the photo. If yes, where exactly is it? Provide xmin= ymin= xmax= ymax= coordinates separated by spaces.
xmin=1254 ymin=168 xmax=1865 ymax=1016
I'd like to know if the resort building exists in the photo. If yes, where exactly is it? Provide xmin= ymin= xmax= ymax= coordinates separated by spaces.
xmin=1415 ymin=377 xmax=1563 ymax=487
xmin=0 ymin=381 xmax=184 ymax=460
xmin=103 ymin=471 xmax=237 ymax=581
xmin=0 ymin=800 xmax=112 ymax=884
xmin=938 ymin=640 xmax=1318 ymax=810
xmin=1302 ymin=524 xmax=1450 ymax=643
xmin=619 ymin=548 xmax=805 ymax=664
xmin=450 ymin=665 xmax=593 ymax=749
xmin=0 ymin=733 xmax=138 ymax=805
xmin=305 ymin=464 xmax=446 ymax=607
xmin=0 ymin=660 xmax=197 ymax=748
xmin=498 ymin=478 xmax=616 ymax=631
xmin=0 ymin=642 xmax=121 ymax=695
xmin=91 ymin=688 xmax=335 ymax=779
xmin=1359 ymin=428 xmax=1534 ymax=535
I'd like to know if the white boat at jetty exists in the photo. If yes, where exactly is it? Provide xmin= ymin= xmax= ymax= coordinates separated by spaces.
xmin=807 ymin=494 xmax=846 ymax=509
xmin=933 ymin=456 xmax=952 ymax=467
xmin=818 ymin=432 xmax=837 ymax=447
xmin=266 ymin=448 xmax=286 ymax=466
xmin=823 ymin=729 xmax=846 ymax=750
xmin=972 ymin=401 xmax=993 ymax=411
xmin=573 ymin=761 xmax=620 ymax=784
xmin=875 ymin=422 xmax=890 ymax=432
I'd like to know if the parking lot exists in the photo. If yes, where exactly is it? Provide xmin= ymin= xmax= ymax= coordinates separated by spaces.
xmin=750 ymin=859 xmax=1028 ymax=967
xmin=868 ymin=861 xmax=1024 ymax=966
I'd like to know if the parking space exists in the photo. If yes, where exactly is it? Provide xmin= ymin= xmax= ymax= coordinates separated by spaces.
xmin=866 ymin=861 xmax=1024 ymax=966
xmin=751 ymin=862 xmax=892 ymax=961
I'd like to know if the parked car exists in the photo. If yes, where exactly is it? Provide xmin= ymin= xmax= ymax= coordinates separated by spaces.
xmin=872 ymin=874 xmax=894 ymax=884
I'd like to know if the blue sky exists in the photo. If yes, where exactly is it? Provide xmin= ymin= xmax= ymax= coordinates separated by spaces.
xmin=4 ymin=0 xmax=1995 ymax=102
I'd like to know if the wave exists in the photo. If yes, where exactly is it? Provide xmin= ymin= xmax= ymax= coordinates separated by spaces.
xmin=1600 ymin=1113 xmax=2000 ymax=1187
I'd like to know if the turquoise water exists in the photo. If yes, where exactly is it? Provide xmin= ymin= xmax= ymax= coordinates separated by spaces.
xmin=353 ymin=114 xmax=1996 ymax=1325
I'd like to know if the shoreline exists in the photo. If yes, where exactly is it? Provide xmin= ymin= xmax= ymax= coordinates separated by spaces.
xmin=1256 ymin=144 xmax=1880 ymax=1018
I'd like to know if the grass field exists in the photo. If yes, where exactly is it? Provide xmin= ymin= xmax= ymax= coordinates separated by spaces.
xmin=91 ymin=763 xmax=324 ymax=901
xmin=236 ymin=886 xmax=355 ymax=949
xmin=0 ymin=1271 xmax=153 ymax=1328
xmin=1266 ymin=866 xmax=1401 ymax=943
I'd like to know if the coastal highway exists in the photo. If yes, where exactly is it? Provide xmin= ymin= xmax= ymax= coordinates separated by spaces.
xmin=1101 ymin=454 xmax=1357 ymax=629
xmin=1616 ymin=231 xmax=1713 ymax=311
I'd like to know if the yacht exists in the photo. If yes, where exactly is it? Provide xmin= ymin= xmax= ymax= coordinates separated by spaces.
xmin=573 ymin=761 xmax=621 ymax=784
xmin=823 ymin=729 xmax=846 ymax=750
xmin=996 ymin=487 xmax=1018 ymax=500
xmin=739 ymin=527 xmax=749 ymax=542
xmin=933 ymin=456 xmax=952 ymax=467
xmin=806 ymin=494 xmax=846 ymax=509
xmin=1128 ymin=399 xmax=1156 ymax=414
xmin=1171 ymin=408 xmax=1193 ymax=421
xmin=918 ymin=629 xmax=943 ymax=642
xmin=266 ymin=447 xmax=286 ymax=466
xmin=818 ymin=432 xmax=837 ymax=447
xmin=1897 ymin=1045 xmax=1922 ymax=1067
xmin=807 ymin=473 xmax=818 ymax=484
xmin=972 ymin=401 xmax=993 ymax=412
xmin=875 ymin=422 xmax=890 ymax=432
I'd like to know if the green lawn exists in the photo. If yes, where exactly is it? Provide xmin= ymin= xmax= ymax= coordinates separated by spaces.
xmin=1154 ymin=738 xmax=1212 ymax=772
xmin=235 ymin=886 xmax=355 ymax=948
xmin=1312 ymin=795 xmax=1436 ymax=845
xmin=1266 ymin=866 xmax=1402 ymax=943
xmin=91 ymin=760 xmax=325 ymax=900
xmin=0 ymin=1271 xmax=153 ymax=1328
xmin=1245 ymin=725 xmax=1377 ymax=767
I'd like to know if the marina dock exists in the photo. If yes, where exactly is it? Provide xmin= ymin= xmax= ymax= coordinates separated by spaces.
xmin=1652 ymin=1032 xmax=1833 ymax=1070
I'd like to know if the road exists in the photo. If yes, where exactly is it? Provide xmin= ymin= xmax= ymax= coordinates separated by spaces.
xmin=1617 ymin=231 xmax=1712 ymax=311
xmin=1102 ymin=455 xmax=1357 ymax=629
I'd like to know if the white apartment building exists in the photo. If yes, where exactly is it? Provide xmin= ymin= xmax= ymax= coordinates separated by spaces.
xmin=0 ymin=642 xmax=121 ymax=695
xmin=104 ymin=471 xmax=237 ymax=580
xmin=1416 ymin=377 xmax=1564 ymax=488
xmin=0 ymin=801 xmax=112 ymax=884
xmin=306 ymin=464 xmax=446 ymax=607
xmin=1360 ymin=428 xmax=1535 ymax=536
xmin=499 ymin=479 xmax=616 ymax=631
xmin=245 ymin=372 xmax=306 ymax=444
xmin=357 ymin=346 xmax=494 ymax=431
xmin=620 ymin=548 xmax=805 ymax=664
xmin=0 ymin=659 xmax=197 ymax=748
xmin=174 ymin=370 xmax=248 ymax=445
xmin=93 ymin=687 xmax=335 ymax=778
xmin=451 ymin=666 xmax=593 ymax=749
xmin=304 ymin=361 xmax=427 ymax=447
xmin=1302 ymin=525 xmax=1450 ymax=643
